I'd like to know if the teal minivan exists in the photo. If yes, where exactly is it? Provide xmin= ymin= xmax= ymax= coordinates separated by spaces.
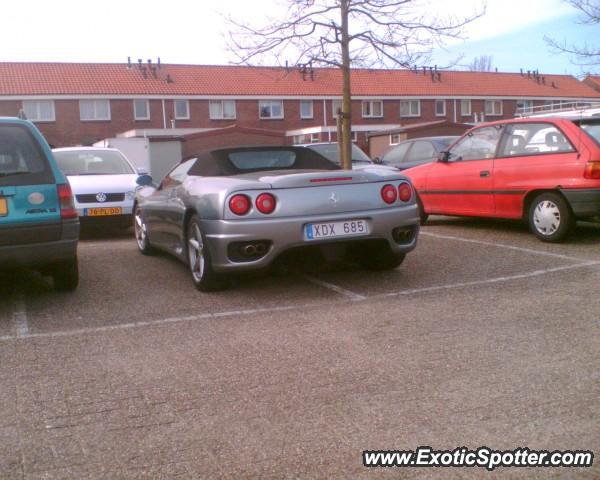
xmin=0 ymin=117 xmax=79 ymax=290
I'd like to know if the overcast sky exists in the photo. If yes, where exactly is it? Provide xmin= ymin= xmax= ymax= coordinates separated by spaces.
xmin=0 ymin=0 xmax=594 ymax=75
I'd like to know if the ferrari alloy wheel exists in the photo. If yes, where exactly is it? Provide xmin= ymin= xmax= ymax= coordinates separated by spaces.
xmin=186 ymin=215 xmax=227 ymax=291
xmin=529 ymin=192 xmax=574 ymax=243
xmin=134 ymin=206 xmax=154 ymax=255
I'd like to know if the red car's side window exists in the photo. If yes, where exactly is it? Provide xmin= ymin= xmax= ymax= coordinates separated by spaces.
xmin=497 ymin=123 xmax=575 ymax=158
xmin=448 ymin=126 xmax=503 ymax=162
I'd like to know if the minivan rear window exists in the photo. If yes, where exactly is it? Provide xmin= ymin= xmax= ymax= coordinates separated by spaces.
xmin=0 ymin=124 xmax=53 ymax=186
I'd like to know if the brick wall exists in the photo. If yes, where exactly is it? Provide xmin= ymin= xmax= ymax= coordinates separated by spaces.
xmin=0 ymin=97 xmax=520 ymax=148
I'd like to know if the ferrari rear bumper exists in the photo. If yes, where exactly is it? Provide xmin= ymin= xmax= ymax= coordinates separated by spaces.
xmin=200 ymin=204 xmax=420 ymax=272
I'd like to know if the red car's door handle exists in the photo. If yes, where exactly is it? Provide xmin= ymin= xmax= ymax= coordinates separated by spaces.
xmin=480 ymin=170 xmax=490 ymax=178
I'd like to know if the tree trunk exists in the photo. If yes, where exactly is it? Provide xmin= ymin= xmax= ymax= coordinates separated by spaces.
xmin=340 ymin=0 xmax=352 ymax=170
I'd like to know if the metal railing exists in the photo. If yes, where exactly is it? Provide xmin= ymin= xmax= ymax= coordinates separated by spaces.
xmin=516 ymin=101 xmax=600 ymax=117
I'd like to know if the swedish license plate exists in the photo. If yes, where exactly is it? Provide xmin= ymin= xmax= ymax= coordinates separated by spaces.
xmin=305 ymin=219 xmax=368 ymax=240
xmin=0 ymin=198 xmax=7 ymax=216
xmin=84 ymin=207 xmax=123 ymax=216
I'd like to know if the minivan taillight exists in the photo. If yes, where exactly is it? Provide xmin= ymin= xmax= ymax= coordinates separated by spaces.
xmin=584 ymin=161 xmax=600 ymax=179
xmin=57 ymin=184 xmax=77 ymax=219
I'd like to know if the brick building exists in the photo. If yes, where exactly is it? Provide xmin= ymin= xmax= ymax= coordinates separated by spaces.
xmin=1 ymin=62 xmax=599 ymax=152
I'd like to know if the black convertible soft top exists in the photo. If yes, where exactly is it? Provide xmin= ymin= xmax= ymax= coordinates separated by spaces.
xmin=187 ymin=146 xmax=341 ymax=176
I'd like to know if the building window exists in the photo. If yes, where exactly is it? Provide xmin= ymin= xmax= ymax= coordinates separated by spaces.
xmin=310 ymin=133 xmax=320 ymax=143
xmin=259 ymin=100 xmax=284 ymax=119
xmin=435 ymin=100 xmax=446 ymax=117
xmin=332 ymin=99 xmax=342 ymax=118
xmin=400 ymin=100 xmax=420 ymax=117
xmin=390 ymin=134 xmax=401 ymax=145
xmin=300 ymin=100 xmax=314 ymax=119
xmin=79 ymin=99 xmax=110 ymax=121
xmin=174 ymin=100 xmax=190 ymax=120
xmin=22 ymin=100 xmax=55 ymax=122
xmin=485 ymin=100 xmax=503 ymax=116
xmin=460 ymin=99 xmax=471 ymax=117
xmin=133 ymin=99 xmax=150 ymax=120
xmin=209 ymin=100 xmax=236 ymax=120
xmin=516 ymin=99 xmax=534 ymax=114
xmin=362 ymin=100 xmax=383 ymax=118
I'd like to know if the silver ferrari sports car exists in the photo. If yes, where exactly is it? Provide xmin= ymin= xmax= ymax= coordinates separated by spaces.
xmin=133 ymin=146 xmax=420 ymax=291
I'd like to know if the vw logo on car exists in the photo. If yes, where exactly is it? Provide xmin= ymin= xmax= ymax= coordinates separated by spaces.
xmin=96 ymin=192 xmax=107 ymax=203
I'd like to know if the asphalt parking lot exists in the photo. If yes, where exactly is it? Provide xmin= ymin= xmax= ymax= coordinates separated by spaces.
xmin=1 ymin=218 xmax=599 ymax=479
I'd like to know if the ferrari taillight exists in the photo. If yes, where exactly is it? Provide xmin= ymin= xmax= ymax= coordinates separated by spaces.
xmin=398 ymin=182 xmax=412 ymax=202
xmin=381 ymin=184 xmax=397 ymax=204
xmin=229 ymin=194 xmax=251 ymax=215
xmin=57 ymin=184 xmax=77 ymax=219
xmin=255 ymin=193 xmax=276 ymax=214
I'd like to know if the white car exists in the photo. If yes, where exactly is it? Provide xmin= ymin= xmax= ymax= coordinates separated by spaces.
xmin=52 ymin=147 xmax=149 ymax=228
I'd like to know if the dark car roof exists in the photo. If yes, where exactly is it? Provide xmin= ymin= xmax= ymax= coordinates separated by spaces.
xmin=187 ymin=145 xmax=341 ymax=176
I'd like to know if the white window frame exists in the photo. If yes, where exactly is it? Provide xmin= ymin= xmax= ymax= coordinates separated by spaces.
xmin=460 ymin=99 xmax=472 ymax=117
xmin=352 ymin=131 xmax=358 ymax=142
xmin=258 ymin=100 xmax=284 ymax=119
xmin=209 ymin=100 xmax=236 ymax=120
xmin=400 ymin=100 xmax=421 ymax=117
xmin=485 ymin=100 xmax=503 ymax=116
xmin=174 ymin=100 xmax=190 ymax=120
xmin=361 ymin=100 xmax=383 ymax=118
xmin=22 ymin=100 xmax=55 ymax=122
xmin=133 ymin=99 xmax=150 ymax=121
xmin=435 ymin=99 xmax=446 ymax=117
xmin=390 ymin=134 xmax=401 ymax=145
xmin=332 ymin=99 xmax=342 ymax=119
xmin=300 ymin=100 xmax=314 ymax=119
xmin=79 ymin=99 xmax=111 ymax=121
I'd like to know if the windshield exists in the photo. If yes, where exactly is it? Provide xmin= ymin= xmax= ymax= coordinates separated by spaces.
xmin=580 ymin=122 xmax=600 ymax=146
xmin=229 ymin=150 xmax=297 ymax=170
xmin=0 ymin=124 xmax=53 ymax=186
xmin=53 ymin=150 xmax=135 ymax=175
xmin=307 ymin=144 xmax=372 ymax=164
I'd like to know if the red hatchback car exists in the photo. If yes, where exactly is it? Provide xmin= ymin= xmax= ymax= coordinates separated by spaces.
xmin=403 ymin=117 xmax=600 ymax=242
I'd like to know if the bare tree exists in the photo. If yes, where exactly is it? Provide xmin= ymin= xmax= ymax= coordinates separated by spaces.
xmin=468 ymin=55 xmax=493 ymax=71
xmin=545 ymin=0 xmax=600 ymax=68
xmin=226 ymin=0 xmax=483 ymax=169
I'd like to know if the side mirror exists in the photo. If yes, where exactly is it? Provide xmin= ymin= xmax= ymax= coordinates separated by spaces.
xmin=136 ymin=174 xmax=153 ymax=187
xmin=438 ymin=151 xmax=450 ymax=163
xmin=137 ymin=167 xmax=149 ymax=175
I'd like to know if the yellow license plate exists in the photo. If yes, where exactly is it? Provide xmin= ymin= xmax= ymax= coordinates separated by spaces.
xmin=0 ymin=198 xmax=7 ymax=216
xmin=84 ymin=207 xmax=123 ymax=216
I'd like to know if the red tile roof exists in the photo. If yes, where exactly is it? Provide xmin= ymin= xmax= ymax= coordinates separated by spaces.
xmin=0 ymin=62 xmax=598 ymax=99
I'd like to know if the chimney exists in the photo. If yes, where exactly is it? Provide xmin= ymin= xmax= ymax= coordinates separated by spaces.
xmin=127 ymin=56 xmax=131 ymax=69
xmin=520 ymin=68 xmax=523 ymax=76
xmin=138 ymin=59 xmax=143 ymax=69
xmin=157 ymin=57 xmax=161 ymax=69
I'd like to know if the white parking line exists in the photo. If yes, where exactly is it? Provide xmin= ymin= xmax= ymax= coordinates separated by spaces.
xmin=420 ymin=231 xmax=593 ymax=262
xmin=1 ymin=260 xmax=597 ymax=343
xmin=304 ymin=275 xmax=366 ymax=301
xmin=12 ymin=293 xmax=28 ymax=337
xmin=374 ymin=261 xmax=600 ymax=299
